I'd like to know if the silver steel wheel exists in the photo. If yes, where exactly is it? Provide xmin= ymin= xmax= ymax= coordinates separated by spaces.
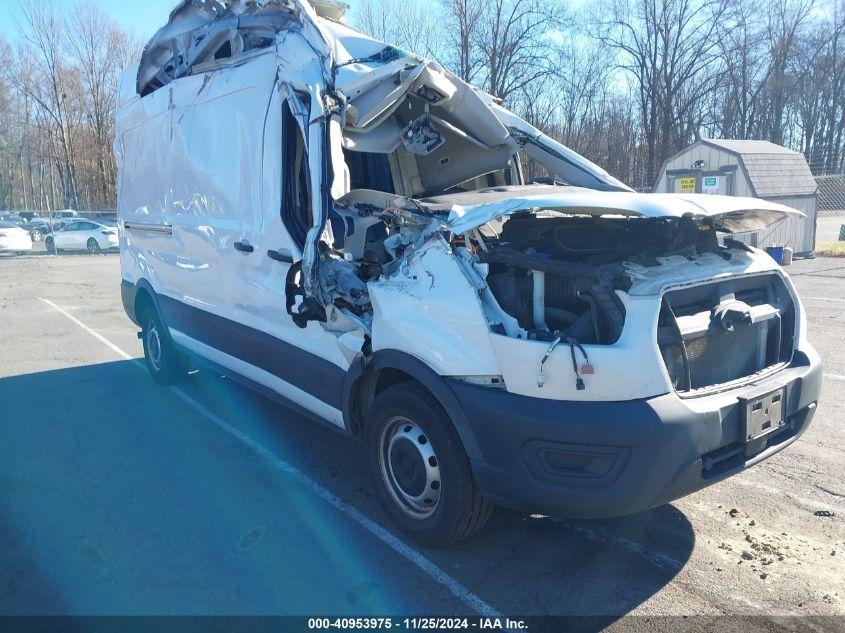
xmin=146 ymin=322 xmax=163 ymax=373
xmin=379 ymin=416 xmax=442 ymax=520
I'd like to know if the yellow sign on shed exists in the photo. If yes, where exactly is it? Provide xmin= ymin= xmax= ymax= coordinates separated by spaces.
xmin=679 ymin=177 xmax=697 ymax=193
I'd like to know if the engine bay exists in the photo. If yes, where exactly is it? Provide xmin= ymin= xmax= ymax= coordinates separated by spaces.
xmin=304 ymin=183 xmax=755 ymax=350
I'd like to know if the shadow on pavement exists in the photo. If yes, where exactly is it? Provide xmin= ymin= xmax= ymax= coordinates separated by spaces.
xmin=0 ymin=360 xmax=694 ymax=618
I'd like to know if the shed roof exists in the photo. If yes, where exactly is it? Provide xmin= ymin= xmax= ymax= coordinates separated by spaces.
xmin=701 ymin=139 xmax=817 ymax=198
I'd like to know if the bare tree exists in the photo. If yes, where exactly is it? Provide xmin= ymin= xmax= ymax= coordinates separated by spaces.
xmin=764 ymin=0 xmax=815 ymax=145
xmin=474 ymin=0 xmax=566 ymax=104
xmin=599 ymin=0 xmax=729 ymax=186
xmin=794 ymin=0 xmax=845 ymax=172
xmin=67 ymin=1 xmax=135 ymax=208
xmin=15 ymin=0 xmax=81 ymax=209
xmin=711 ymin=0 xmax=773 ymax=139
xmin=355 ymin=0 xmax=444 ymax=60
xmin=438 ymin=0 xmax=486 ymax=82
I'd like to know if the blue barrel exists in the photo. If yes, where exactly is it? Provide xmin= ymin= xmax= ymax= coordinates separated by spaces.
xmin=766 ymin=246 xmax=785 ymax=265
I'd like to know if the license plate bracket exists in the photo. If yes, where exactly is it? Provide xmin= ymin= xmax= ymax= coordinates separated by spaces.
xmin=741 ymin=387 xmax=786 ymax=445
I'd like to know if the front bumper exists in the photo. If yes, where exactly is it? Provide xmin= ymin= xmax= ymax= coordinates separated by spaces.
xmin=447 ymin=347 xmax=822 ymax=519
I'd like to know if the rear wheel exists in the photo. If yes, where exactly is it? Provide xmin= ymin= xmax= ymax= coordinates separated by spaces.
xmin=87 ymin=238 xmax=101 ymax=255
xmin=141 ymin=304 xmax=186 ymax=385
xmin=31 ymin=229 xmax=43 ymax=242
xmin=45 ymin=237 xmax=56 ymax=254
xmin=365 ymin=382 xmax=493 ymax=547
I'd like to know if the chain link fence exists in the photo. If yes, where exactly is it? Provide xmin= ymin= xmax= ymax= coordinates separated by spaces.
xmin=815 ymin=175 xmax=845 ymax=255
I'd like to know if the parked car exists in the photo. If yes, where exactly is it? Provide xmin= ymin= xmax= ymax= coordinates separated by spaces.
xmin=0 ymin=212 xmax=26 ymax=227
xmin=27 ymin=218 xmax=54 ymax=242
xmin=18 ymin=211 xmax=41 ymax=223
xmin=36 ymin=212 xmax=84 ymax=236
xmin=45 ymin=220 xmax=118 ymax=254
xmin=117 ymin=0 xmax=823 ymax=546
xmin=43 ymin=210 xmax=79 ymax=230
xmin=0 ymin=221 xmax=33 ymax=255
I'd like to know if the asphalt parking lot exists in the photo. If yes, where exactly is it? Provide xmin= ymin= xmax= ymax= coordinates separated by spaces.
xmin=0 ymin=252 xmax=843 ymax=626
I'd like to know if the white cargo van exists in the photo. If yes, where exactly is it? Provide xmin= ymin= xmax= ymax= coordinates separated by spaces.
xmin=116 ymin=0 xmax=822 ymax=545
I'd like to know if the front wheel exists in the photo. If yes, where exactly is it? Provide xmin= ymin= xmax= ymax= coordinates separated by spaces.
xmin=45 ymin=238 xmax=56 ymax=254
xmin=365 ymin=382 xmax=493 ymax=547
xmin=31 ymin=229 xmax=43 ymax=242
xmin=87 ymin=238 xmax=102 ymax=255
xmin=141 ymin=305 xmax=187 ymax=385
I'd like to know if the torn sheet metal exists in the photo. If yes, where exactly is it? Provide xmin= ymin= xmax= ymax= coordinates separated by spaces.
xmin=137 ymin=0 xmax=337 ymax=97
xmin=138 ymin=0 xmax=297 ymax=96
xmin=444 ymin=188 xmax=805 ymax=236
xmin=622 ymin=251 xmax=784 ymax=297
xmin=491 ymin=104 xmax=632 ymax=193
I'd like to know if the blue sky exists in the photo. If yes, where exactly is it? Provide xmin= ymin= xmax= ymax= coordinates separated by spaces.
xmin=0 ymin=0 xmax=365 ymax=42
xmin=0 ymin=0 xmax=177 ymax=41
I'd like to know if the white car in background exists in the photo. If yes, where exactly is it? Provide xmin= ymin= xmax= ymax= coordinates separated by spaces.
xmin=0 ymin=221 xmax=33 ymax=255
xmin=45 ymin=220 xmax=118 ymax=254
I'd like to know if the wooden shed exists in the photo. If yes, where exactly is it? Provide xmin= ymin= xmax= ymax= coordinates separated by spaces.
xmin=654 ymin=139 xmax=819 ymax=255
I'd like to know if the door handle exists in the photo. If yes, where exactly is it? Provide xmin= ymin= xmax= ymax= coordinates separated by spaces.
xmin=267 ymin=249 xmax=294 ymax=264
xmin=234 ymin=241 xmax=254 ymax=253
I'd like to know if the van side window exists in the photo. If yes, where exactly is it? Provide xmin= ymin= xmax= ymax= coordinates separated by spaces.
xmin=282 ymin=103 xmax=312 ymax=249
xmin=344 ymin=149 xmax=395 ymax=194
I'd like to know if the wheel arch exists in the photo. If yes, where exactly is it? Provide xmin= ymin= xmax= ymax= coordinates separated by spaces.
xmin=125 ymin=279 xmax=164 ymax=330
xmin=343 ymin=350 xmax=483 ymax=462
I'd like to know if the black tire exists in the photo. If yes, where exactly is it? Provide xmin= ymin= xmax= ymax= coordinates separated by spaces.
xmin=31 ymin=229 xmax=42 ymax=242
xmin=365 ymin=382 xmax=493 ymax=547
xmin=45 ymin=238 xmax=56 ymax=254
xmin=87 ymin=238 xmax=102 ymax=255
xmin=140 ymin=303 xmax=187 ymax=385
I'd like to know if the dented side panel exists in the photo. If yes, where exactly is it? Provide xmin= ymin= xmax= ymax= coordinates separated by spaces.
xmin=369 ymin=240 xmax=501 ymax=378
xmin=119 ymin=52 xmax=279 ymax=324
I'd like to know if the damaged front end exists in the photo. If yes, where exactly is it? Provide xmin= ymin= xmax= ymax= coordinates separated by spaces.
xmin=274 ymin=19 xmax=638 ymax=336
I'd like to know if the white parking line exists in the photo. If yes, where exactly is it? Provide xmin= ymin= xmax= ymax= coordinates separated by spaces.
xmin=39 ymin=298 xmax=502 ymax=618
xmin=40 ymin=298 xmax=136 ymax=361
xmin=802 ymin=296 xmax=845 ymax=304
xmin=827 ymin=373 xmax=845 ymax=382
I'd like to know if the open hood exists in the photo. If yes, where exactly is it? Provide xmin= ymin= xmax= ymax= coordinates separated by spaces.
xmin=439 ymin=186 xmax=805 ymax=235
